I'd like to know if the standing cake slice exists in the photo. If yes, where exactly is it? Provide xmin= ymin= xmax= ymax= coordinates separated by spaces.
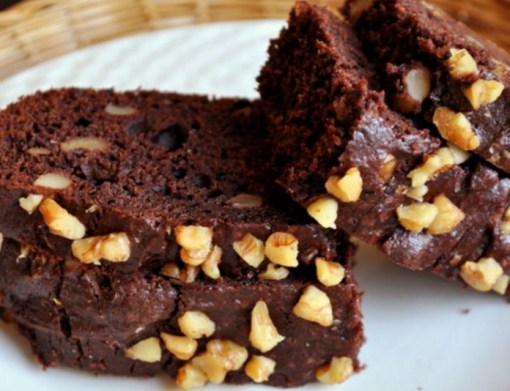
xmin=258 ymin=1 xmax=510 ymax=296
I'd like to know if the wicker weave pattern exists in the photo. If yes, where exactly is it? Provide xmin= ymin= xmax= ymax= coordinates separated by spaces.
xmin=0 ymin=0 xmax=509 ymax=80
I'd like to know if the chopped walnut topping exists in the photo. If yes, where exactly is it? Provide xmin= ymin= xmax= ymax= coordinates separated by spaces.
xmin=433 ymin=107 xmax=480 ymax=151
xmin=493 ymin=275 xmax=510 ymax=295
xmin=463 ymin=79 xmax=504 ymax=110
xmin=34 ymin=173 xmax=72 ymax=190
xmin=395 ymin=65 xmax=432 ymax=113
xmin=245 ymin=355 xmax=276 ymax=383
xmin=446 ymin=48 xmax=479 ymax=79
xmin=316 ymin=356 xmax=354 ymax=384
xmin=125 ymin=337 xmax=161 ymax=363
xmin=379 ymin=154 xmax=397 ymax=182
xmin=407 ymin=147 xmax=454 ymax=187
xmin=60 ymin=137 xmax=109 ymax=153
xmin=293 ymin=285 xmax=333 ymax=327
xmin=306 ymin=196 xmax=338 ymax=229
xmin=258 ymin=264 xmax=289 ymax=281
xmin=105 ymin=103 xmax=136 ymax=116
xmin=264 ymin=232 xmax=299 ymax=267
xmin=175 ymin=226 xmax=213 ymax=251
xmin=233 ymin=233 xmax=265 ymax=268
xmin=460 ymin=257 xmax=504 ymax=292
xmin=405 ymin=185 xmax=428 ymax=202
xmin=71 ymin=232 xmax=131 ymax=265
xmin=161 ymin=262 xmax=181 ymax=279
xmin=19 ymin=194 xmax=43 ymax=215
xmin=447 ymin=142 xmax=471 ymax=164
xmin=160 ymin=333 xmax=197 ymax=361
xmin=315 ymin=257 xmax=345 ymax=287
xmin=176 ymin=363 xmax=208 ymax=389
xmin=227 ymin=194 xmax=263 ymax=208
xmin=428 ymin=195 xmax=465 ymax=235
xmin=178 ymin=311 xmax=215 ymax=339
xmin=500 ymin=207 xmax=510 ymax=235
xmin=39 ymin=198 xmax=86 ymax=240
xmin=180 ymin=247 xmax=212 ymax=266
xmin=161 ymin=263 xmax=199 ymax=283
xmin=28 ymin=147 xmax=51 ymax=156
xmin=325 ymin=167 xmax=363 ymax=203
xmin=249 ymin=301 xmax=284 ymax=353
xmin=396 ymin=202 xmax=439 ymax=233
xmin=201 ymin=245 xmax=222 ymax=279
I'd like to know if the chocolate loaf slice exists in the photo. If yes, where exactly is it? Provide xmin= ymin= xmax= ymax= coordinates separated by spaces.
xmin=0 ymin=237 xmax=362 ymax=387
xmin=343 ymin=0 xmax=510 ymax=174
xmin=258 ymin=1 xmax=510 ymax=296
xmin=0 ymin=88 xmax=364 ymax=387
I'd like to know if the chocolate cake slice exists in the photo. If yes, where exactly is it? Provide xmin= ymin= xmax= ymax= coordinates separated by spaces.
xmin=258 ymin=1 xmax=510 ymax=296
xmin=343 ymin=0 xmax=510 ymax=174
xmin=0 ymin=88 xmax=363 ymax=387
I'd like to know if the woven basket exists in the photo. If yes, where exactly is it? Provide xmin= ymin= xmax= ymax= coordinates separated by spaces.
xmin=0 ymin=0 xmax=509 ymax=81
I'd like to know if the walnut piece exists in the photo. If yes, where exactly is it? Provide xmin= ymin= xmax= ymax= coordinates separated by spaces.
xmin=125 ymin=337 xmax=161 ymax=363
xmin=463 ymin=79 xmax=504 ymax=110
xmin=460 ymin=257 xmax=504 ymax=292
xmin=201 ymin=245 xmax=222 ymax=279
xmin=178 ymin=311 xmax=215 ymax=339
xmin=175 ymin=225 xmax=213 ymax=251
xmin=180 ymin=247 xmax=212 ymax=266
xmin=28 ymin=147 xmax=51 ymax=156
xmin=233 ymin=233 xmax=265 ymax=267
xmin=405 ymin=185 xmax=429 ymax=202
xmin=244 ymin=355 xmax=276 ymax=383
xmin=427 ymin=195 xmax=465 ymax=235
xmin=379 ymin=154 xmax=397 ymax=182
xmin=306 ymin=196 xmax=338 ymax=229
xmin=34 ymin=173 xmax=72 ymax=190
xmin=395 ymin=64 xmax=432 ymax=113
xmin=493 ymin=275 xmax=510 ymax=295
xmin=446 ymin=48 xmax=479 ymax=79
xmin=316 ymin=356 xmax=354 ymax=385
xmin=227 ymin=193 xmax=263 ymax=208
xmin=315 ymin=257 xmax=345 ymax=287
xmin=249 ymin=301 xmax=284 ymax=353
xmin=433 ymin=107 xmax=480 ymax=151
xmin=176 ymin=363 xmax=208 ymax=389
xmin=71 ymin=232 xmax=131 ymax=265
xmin=407 ymin=147 xmax=454 ymax=187
xmin=105 ymin=103 xmax=136 ymax=116
xmin=264 ymin=232 xmax=299 ymax=267
xmin=293 ymin=285 xmax=333 ymax=327
xmin=447 ymin=142 xmax=471 ymax=164
xmin=39 ymin=198 xmax=86 ymax=240
xmin=325 ymin=167 xmax=363 ymax=203
xmin=60 ymin=137 xmax=109 ymax=153
xmin=19 ymin=194 xmax=43 ymax=215
xmin=160 ymin=333 xmax=198 ymax=361
xmin=258 ymin=264 xmax=289 ymax=281
xmin=500 ymin=207 xmax=510 ymax=235
xmin=396 ymin=203 xmax=439 ymax=233
xmin=161 ymin=263 xmax=199 ymax=283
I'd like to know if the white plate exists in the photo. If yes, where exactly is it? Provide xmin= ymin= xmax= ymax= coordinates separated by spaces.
xmin=0 ymin=21 xmax=509 ymax=391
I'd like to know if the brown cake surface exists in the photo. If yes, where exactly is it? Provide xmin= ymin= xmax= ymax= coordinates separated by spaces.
xmin=258 ymin=1 xmax=510 ymax=297
xmin=0 ymin=88 xmax=364 ymax=387
xmin=343 ymin=0 xmax=510 ymax=175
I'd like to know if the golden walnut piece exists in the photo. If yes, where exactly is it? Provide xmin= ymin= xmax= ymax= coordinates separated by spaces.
xmin=432 ymin=107 xmax=480 ymax=151
xmin=446 ymin=48 xmax=479 ymax=79
xmin=71 ymin=232 xmax=131 ymax=265
xmin=315 ymin=356 xmax=354 ymax=385
xmin=34 ymin=172 xmax=72 ymax=190
xmin=460 ymin=257 xmax=504 ymax=292
xmin=325 ymin=167 xmax=363 ymax=203
xmin=176 ymin=363 xmax=208 ymax=389
xmin=160 ymin=333 xmax=197 ymax=361
xmin=306 ymin=196 xmax=338 ymax=229
xmin=178 ymin=311 xmax=215 ymax=339
xmin=249 ymin=301 xmax=284 ymax=353
xmin=500 ymin=207 xmax=510 ymax=235
xmin=244 ymin=355 xmax=276 ymax=383
xmin=19 ymin=194 xmax=43 ymax=215
xmin=315 ymin=257 xmax=345 ymax=287
xmin=264 ymin=232 xmax=299 ymax=267
xmin=39 ymin=198 xmax=86 ymax=240
xmin=233 ymin=233 xmax=265 ymax=267
xmin=293 ymin=285 xmax=333 ymax=327
xmin=125 ymin=337 xmax=162 ymax=363
xmin=175 ymin=225 xmax=213 ymax=250
xmin=427 ymin=195 xmax=465 ymax=235
xmin=407 ymin=147 xmax=454 ymax=187
xmin=463 ymin=79 xmax=504 ymax=110
xmin=396 ymin=202 xmax=439 ymax=233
